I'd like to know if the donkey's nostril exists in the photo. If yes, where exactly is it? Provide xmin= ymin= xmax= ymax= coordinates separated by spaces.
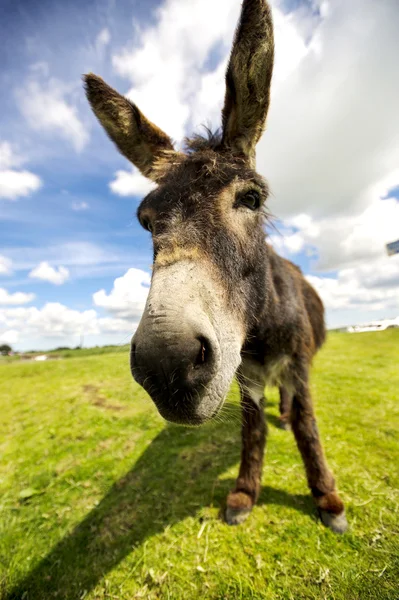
xmin=195 ymin=336 xmax=211 ymax=368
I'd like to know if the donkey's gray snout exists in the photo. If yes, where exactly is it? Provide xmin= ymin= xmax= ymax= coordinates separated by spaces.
xmin=130 ymin=321 xmax=219 ymax=424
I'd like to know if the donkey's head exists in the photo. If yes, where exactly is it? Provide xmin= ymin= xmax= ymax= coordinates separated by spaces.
xmin=85 ymin=0 xmax=274 ymax=425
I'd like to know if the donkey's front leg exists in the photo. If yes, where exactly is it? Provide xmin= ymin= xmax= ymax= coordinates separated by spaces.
xmin=291 ymin=368 xmax=348 ymax=533
xmin=225 ymin=383 xmax=266 ymax=525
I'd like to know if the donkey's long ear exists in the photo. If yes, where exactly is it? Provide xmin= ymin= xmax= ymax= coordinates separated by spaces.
xmin=84 ymin=73 xmax=176 ymax=181
xmin=221 ymin=0 xmax=274 ymax=166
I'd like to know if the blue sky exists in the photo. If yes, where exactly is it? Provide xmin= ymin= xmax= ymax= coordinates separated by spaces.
xmin=1 ymin=0 xmax=398 ymax=351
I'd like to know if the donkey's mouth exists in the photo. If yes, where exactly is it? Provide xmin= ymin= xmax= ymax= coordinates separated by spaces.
xmin=153 ymin=392 xmax=226 ymax=427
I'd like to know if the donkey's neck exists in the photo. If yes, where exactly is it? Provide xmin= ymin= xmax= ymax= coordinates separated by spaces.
xmin=242 ymin=245 xmax=298 ymax=365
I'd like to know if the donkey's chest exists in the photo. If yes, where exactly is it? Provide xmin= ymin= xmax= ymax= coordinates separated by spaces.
xmin=263 ymin=355 xmax=292 ymax=387
xmin=239 ymin=355 xmax=292 ymax=405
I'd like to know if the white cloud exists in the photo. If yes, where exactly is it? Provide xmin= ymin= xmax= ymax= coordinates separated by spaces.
xmin=112 ymin=0 xmax=241 ymax=141
xmin=270 ymin=231 xmax=306 ymax=256
xmin=284 ymin=196 xmax=399 ymax=272
xmin=270 ymin=3 xmax=310 ymax=87
xmin=108 ymin=0 xmax=399 ymax=219
xmin=0 ymin=141 xmax=41 ymax=200
xmin=96 ymin=28 xmax=111 ymax=52
xmin=0 ymin=303 xmax=135 ymax=351
xmin=0 ymin=329 xmax=19 ymax=345
xmin=190 ymin=60 xmax=227 ymax=131
xmin=0 ymin=141 xmax=18 ymax=170
xmin=0 ymin=169 xmax=42 ymax=201
xmin=0 ymin=256 xmax=12 ymax=275
xmin=258 ymin=0 xmax=399 ymax=222
xmin=270 ymin=195 xmax=399 ymax=324
xmin=109 ymin=0 xmax=320 ymax=143
xmin=29 ymin=262 xmax=70 ymax=285
xmin=348 ymin=257 xmax=399 ymax=290
xmin=97 ymin=316 xmax=134 ymax=334
xmin=255 ymin=0 xmax=399 ymax=325
xmin=307 ymin=254 xmax=399 ymax=313
xmin=109 ymin=168 xmax=155 ymax=197
xmin=71 ymin=201 xmax=89 ymax=211
xmin=0 ymin=262 xmax=149 ymax=351
xmin=17 ymin=77 xmax=89 ymax=152
xmin=93 ymin=267 xmax=151 ymax=319
xmin=0 ymin=303 xmax=98 ymax=338
xmin=0 ymin=288 xmax=35 ymax=306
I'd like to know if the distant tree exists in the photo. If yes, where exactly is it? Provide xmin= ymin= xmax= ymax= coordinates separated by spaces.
xmin=0 ymin=344 xmax=12 ymax=356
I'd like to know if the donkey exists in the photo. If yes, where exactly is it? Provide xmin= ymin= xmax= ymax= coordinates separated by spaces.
xmin=84 ymin=0 xmax=347 ymax=533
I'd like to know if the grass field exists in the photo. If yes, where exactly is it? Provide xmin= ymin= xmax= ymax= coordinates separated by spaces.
xmin=0 ymin=330 xmax=398 ymax=599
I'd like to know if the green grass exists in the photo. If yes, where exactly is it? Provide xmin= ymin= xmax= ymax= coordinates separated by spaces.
xmin=0 ymin=344 xmax=130 ymax=363
xmin=0 ymin=330 xmax=398 ymax=599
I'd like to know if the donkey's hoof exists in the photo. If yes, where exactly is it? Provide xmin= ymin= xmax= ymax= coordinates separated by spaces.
xmin=319 ymin=509 xmax=348 ymax=534
xmin=225 ymin=505 xmax=252 ymax=525
xmin=280 ymin=420 xmax=291 ymax=431
xmin=225 ymin=491 xmax=253 ymax=525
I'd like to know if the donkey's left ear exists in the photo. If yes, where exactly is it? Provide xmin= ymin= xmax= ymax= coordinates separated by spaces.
xmin=221 ymin=0 xmax=274 ymax=167
xmin=84 ymin=73 xmax=176 ymax=181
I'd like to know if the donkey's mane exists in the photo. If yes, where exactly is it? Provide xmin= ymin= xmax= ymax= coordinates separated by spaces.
xmin=184 ymin=127 xmax=223 ymax=154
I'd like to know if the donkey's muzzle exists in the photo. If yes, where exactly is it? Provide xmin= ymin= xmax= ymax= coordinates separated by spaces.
xmin=130 ymin=317 xmax=220 ymax=425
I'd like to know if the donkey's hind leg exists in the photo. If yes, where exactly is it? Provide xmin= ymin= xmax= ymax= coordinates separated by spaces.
xmin=225 ymin=376 xmax=266 ymax=525
xmin=279 ymin=386 xmax=292 ymax=430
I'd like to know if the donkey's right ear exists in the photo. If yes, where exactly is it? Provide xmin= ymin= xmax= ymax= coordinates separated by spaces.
xmin=221 ymin=0 xmax=274 ymax=168
xmin=84 ymin=74 xmax=176 ymax=181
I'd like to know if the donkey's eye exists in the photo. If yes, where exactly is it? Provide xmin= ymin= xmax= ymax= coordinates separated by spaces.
xmin=238 ymin=190 xmax=261 ymax=211
xmin=140 ymin=217 xmax=153 ymax=233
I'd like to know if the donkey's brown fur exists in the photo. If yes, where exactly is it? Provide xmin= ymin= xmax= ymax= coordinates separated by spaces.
xmin=85 ymin=0 xmax=347 ymax=534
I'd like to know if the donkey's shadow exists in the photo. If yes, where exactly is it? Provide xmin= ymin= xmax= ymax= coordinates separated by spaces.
xmin=8 ymin=405 xmax=313 ymax=600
